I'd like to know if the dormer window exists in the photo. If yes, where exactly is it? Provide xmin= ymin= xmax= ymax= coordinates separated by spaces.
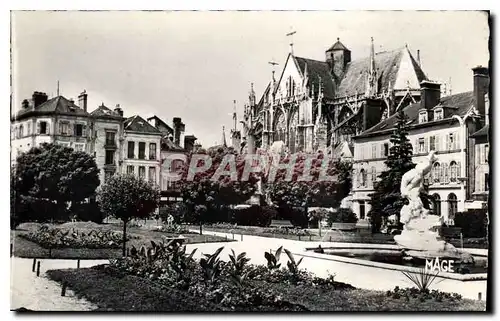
xmin=434 ymin=108 xmax=444 ymax=120
xmin=419 ymin=110 xmax=428 ymax=123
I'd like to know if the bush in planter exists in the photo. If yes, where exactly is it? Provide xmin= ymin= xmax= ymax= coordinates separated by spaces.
xmin=453 ymin=209 xmax=487 ymax=238
xmin=327 ymin=208 xmax=358 ymax=225
xmin=232 ymin=205 xmax=278 ymax=227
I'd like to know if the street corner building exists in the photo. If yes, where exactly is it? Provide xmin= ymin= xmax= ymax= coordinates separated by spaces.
xmin=351 ymin=66 xmax=490 ymax=221
xmin=10 ymin=90 xmax=199 ymax=203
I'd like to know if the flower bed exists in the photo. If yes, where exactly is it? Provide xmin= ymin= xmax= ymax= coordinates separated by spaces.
xmin=20 ymin=225 xmax=138 ymax=249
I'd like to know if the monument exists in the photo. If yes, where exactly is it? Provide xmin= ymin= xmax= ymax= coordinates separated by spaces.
xmin=394 ymin=151 xmax=473 ymax=262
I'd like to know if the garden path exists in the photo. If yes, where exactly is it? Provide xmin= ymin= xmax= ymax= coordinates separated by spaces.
xmin=187 ymin=229 xmax=488 ymax=301
xmin=10 ymin=258 xmax=108 ymax=311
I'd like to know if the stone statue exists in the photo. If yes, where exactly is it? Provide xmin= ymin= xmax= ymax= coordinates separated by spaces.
xmin=166 ymin=214 xmax=174 ymax=227
xmin=394 ymin=151 xmax=472 ymax=262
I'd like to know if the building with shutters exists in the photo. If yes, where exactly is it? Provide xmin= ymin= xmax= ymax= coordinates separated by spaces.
xmin=10 ymin=91 xmax=92 ymax=165
xmin=350 ymin=66 xmax=489 ymax=222
xmin=11 ymin=90 xmax=199 ymax=192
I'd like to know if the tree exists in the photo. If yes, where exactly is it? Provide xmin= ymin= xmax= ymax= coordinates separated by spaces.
xmin=179 ymin=147 xmax=260 ymax=233
xmin=12 ymin=143 xmax=100 ymax=223
xmin=97 ymin=174 xmax=160 ymax=256
xmin=368 ymin=111 xmax=415 ymax=233
xmin=267 ymin=151 xmax=352 ymax=226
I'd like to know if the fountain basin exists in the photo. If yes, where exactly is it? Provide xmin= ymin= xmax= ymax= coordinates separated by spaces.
xmin=304 ymin=246 xmax=488 ymax=281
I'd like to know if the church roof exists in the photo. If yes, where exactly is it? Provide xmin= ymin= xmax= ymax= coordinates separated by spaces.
xmin=327 ymin=39 xmax=349 ymax=51
xmin=356 ymin=91 xmax=474 ymax=138
xmin=14 ymin=95 xmax=89 ymax=120
xmin=336 ymin=47 xmax=427 ymax=98
xmin=124 ymin=115 xmax=162 ymax=134
xmin=294 ymin=56 xmax=336 ymax=99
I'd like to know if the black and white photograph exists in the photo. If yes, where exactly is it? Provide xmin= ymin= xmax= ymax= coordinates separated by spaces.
xmin=8 ymin=8 xmax=491 ymax=313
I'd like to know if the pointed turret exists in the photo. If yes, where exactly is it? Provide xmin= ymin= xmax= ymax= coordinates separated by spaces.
xmin=366 ymin=37 xmax=378 ymax=97
xmin=222 ymin=126 xmax=227 ymax=147
xmin=325 ymin=38 xmax=351 ymax=84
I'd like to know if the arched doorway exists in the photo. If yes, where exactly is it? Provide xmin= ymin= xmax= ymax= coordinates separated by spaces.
xmin=431 ymin=193 xmax=441 ymax=216
xmin=447 ymin=193 xmax=458 ymax=220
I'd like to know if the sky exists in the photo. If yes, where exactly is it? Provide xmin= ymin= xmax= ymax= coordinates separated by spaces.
xmin=11 ymin=11 xmax=489 ymax=147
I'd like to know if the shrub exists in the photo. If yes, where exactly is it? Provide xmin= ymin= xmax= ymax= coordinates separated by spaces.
xmin=21 ymin=225 xmax=135 ymax=249
xmin=72 ymin=201 xmax=105 ymax=224
xmin=453 ymin=209 xmax=488 ymax=238
xmin=386 ymin=286 xmax=462 ymax=303
xmin=327 ymin=208 xmax=358 ymax=225
xmin=231 ymin=205 xmax=277 ymax=227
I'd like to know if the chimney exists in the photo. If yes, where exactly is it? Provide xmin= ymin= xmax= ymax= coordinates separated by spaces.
xmin=420 ymin=81 xmax=441 ymax=110
xmin=172 ymin=117 xmax=185 ymax=147
xmin=417 ymin=50 xmax=421 ymax=66
xmin=472 ymin=66 xmax=489 ymax=116
xmin=114 ymin=104 xmax=123 ymax=117
xmin=32 ymin=91 xmax=48 ymax=108
xmin=22 ymin=99 xmax=30 ymax=109
xmin=78 ymin=90 xmax=88 ymax=112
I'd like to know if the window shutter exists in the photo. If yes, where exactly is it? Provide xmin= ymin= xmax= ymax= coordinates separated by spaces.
xmin=479 ymin=171 xmax=484 ymax=192
xmin=455 ymin=132 xmax=460 ymax=150
xmin=479 ymin=145 xmax=484 ymax=164
xmin=46 ymin=124 xmax=50 ymax=135
xmin=424 ymin=137 xmax=428 ymax=153
xmin=457 ymin=161 xmax=461 ymax=179
xmin=73 ymin=124 xmax=77 ymax=136
xmin=36 ymin=122 xmax=40 ymax=134
xmin=83 ymin=125 xmax=87 ymax=137
xmin=435 ymin=135 xmax=440 ymax=152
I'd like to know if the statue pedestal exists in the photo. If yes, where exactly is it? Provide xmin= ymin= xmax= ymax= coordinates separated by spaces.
xmin=394 ymin=223 xmax=474 ymax=263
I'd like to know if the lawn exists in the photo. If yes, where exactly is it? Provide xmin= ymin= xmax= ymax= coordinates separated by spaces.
xmin=46 ymin=266 xmax=486 ymax=312
xmin=198 ymin=224 xmax=488 ymax=248
xmin=11 ymin=222 xmax=232 ymax=259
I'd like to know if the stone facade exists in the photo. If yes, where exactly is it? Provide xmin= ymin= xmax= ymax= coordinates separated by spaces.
xmin=351 ymin=67 xmax=489 ymax=221
xmin=11 ymin=91 xmax=198 ymax=194
xmin=242 ymin=38 xmax=428 ymax=159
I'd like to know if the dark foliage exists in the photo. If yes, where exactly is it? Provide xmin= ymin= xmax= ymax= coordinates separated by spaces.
xmin=454 ymin=209 xmax=488 ymax=238
xmin=327 ymin=208 xmax=358 ymax=224
xmin=368 ymin=111 xmax=415 ymax=232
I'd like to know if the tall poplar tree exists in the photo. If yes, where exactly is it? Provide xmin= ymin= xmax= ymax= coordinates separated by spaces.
xmin=368 ymin=111 xmax=415 ymax=233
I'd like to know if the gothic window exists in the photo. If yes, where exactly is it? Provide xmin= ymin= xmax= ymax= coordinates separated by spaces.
xmin=289 ymin=111 xmax=298 ymax=153
xmin=273 ymin=111 xmax=286 ymax=142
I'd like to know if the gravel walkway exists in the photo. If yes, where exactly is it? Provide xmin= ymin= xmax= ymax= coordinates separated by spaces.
xmin=10 ymin=258 xmax=108 ymax=311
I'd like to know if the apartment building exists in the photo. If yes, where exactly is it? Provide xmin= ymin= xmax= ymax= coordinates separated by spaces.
xmin=351 ymin=67 xmax=489 ymax=223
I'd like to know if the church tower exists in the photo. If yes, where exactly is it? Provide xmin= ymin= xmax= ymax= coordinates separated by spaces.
xmin=326 ymin=38 xmax=351 ymax=84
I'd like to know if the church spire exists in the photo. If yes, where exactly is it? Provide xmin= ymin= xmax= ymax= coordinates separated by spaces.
xmin=366 ymin=37 xmax=378 ymax=97
xmin=222 ymin=126 xmax=227 ymax=147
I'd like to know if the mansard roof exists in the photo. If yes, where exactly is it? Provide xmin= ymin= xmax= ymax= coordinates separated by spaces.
xmin=355 ymin=91 xmax=474 ymax=138
xmin=147 ymin=115 xmax=174 ymax=134
xmin=124 ymin=115 xmax=162 ymax=135
xmin=13 ymin=95 xmax=89 ymax=120
xmin=336 ymin=47 xmax=427 ymax=98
